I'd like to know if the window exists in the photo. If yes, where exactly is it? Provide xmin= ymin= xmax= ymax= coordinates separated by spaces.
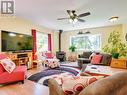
xmin=70 ymin=34 xmax=101 ymax=51
xmin=36 ymin=32 xmax=48 ymax=52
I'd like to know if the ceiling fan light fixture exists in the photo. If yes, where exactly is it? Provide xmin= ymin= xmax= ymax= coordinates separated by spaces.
xmin=74 ymin=18 xmax=78 ymax=23
xmin=69 ymin=19 xmax=73 ymax=23
xmin=69 ymin=18 xmax=78 ymax=24
xmin=109 ymin=16 xmax=119 ymax=22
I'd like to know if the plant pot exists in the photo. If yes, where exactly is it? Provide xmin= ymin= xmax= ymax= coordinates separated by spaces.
xmin=112 ymin=53 xmax=119 ymax=59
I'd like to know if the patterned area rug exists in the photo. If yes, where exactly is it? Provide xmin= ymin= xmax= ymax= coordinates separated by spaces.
xmin=28 ymin=66 xmax=80 ymax=86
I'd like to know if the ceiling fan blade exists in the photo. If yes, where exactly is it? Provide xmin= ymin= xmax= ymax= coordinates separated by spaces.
xmin=67 ymin=10 xmax=75 ymax=16
xmin=67 ymin=10 xmax=71 ymax=15
xmin=57 ymin=18 xmax=69 ymax=20
xmin=78 ymin=19 xmax=85 ymax=22
xmin=78 ymin=12 xmax=90 ymax=17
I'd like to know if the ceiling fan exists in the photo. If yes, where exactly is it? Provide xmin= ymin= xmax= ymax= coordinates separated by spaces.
xmin=57 ymin=10 xmax=90 ymax=24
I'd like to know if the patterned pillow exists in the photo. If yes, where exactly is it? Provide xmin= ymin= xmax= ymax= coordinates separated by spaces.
xmin=91 ymin=54 xmax=102 ymax=64
xmin=62 ymin=76 xmax=103 ymax=95
xmin=0 ymin=58 xmax=16 ymax=73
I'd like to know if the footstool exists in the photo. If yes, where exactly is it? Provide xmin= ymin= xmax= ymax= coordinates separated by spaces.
xmin=46 ymin=58 xmax=60 ymax=68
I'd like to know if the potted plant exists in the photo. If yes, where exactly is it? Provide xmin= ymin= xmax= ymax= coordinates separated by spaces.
xmin=103 ymin=31 xmax=127 ymax=58
xmin=69 ymin=45 xmax=77 ymax=52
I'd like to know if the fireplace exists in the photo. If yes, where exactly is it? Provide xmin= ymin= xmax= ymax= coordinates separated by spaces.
xmin=56 ymin=51 xmax=66 ymax=61
xmin=56 ymin=30 xmax=66 ymax=61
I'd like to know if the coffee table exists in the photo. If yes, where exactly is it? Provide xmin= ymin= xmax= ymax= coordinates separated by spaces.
xmin=84 ymin=64 xmax=127 ymax=77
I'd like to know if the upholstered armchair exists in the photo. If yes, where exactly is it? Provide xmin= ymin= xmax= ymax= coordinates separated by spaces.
xmin=0 ymin=53 xmax=27 ymax=85
xmin=48 ymin=71 xmax=127 ymax=95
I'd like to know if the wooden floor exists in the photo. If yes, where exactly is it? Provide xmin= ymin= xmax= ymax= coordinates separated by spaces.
xmin=0 ymin=66 xmax=49 ymax=95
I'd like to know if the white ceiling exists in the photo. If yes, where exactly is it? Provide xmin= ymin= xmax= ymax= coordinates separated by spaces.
xmin=15 ymin=0 xmax=127 ymax=31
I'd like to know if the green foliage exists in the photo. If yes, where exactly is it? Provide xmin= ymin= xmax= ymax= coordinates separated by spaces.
xmin=103 ymin=31 xmax=127 ymax=57
xmin=69 ymin=45 xmax=77 ymax=52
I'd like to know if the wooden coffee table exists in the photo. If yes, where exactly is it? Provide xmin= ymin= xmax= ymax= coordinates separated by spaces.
xmin=84 ymin=64 xmax=127 ymax=77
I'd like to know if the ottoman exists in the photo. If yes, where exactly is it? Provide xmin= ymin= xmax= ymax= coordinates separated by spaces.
xmin=46 ymin=58 xmax=60 ymax=68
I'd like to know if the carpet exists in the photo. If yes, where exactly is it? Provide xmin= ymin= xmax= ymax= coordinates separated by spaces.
xmin=60 ymin=61 xmax=79 ymax=68
xmin=28 ymin=66 xmax=80 ymax=86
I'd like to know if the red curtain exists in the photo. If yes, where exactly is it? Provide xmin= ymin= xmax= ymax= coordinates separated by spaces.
xmin=32 ymin=29 xmax=37 ymax=60
xmin=48 ymin=34 xmax=52 ymax=51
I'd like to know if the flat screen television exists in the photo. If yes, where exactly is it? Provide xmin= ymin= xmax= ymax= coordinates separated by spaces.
xmin=1 ymin=30 xmax=33 ymax=52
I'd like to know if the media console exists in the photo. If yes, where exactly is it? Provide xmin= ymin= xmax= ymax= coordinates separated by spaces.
xmin=8 ymin=52 xmax=33 ymax=69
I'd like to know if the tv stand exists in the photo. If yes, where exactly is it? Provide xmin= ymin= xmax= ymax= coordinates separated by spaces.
xmin=8 ymin=52 xmax=33 ymax=69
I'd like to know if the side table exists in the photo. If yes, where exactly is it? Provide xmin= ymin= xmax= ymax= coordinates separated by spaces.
xmin=110 ymin=58 xmax=127 ymax=69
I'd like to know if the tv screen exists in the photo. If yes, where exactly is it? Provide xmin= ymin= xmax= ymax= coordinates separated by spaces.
xmin=1 ymin=30 xmax=33 ymax=52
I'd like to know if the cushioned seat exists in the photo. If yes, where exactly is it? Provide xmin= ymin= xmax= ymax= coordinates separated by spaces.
xmin=0 ymin=53 xmax=27 ymax=84
xmin=0 ymin=66 xmax=26 ymax=84
xmin=48 ymin=71 xmax=127 ymax=95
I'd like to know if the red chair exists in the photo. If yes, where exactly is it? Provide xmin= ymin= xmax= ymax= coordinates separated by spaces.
xmin=44 ymin=52 xmax=55 ymax=59
xmin=0 ymin=53 xmax=27 ymax=84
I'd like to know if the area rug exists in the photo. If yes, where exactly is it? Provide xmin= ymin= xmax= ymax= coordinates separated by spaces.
xmin=60 ymin=61 xmax=79 ymax=68
xmin=28 ymin=66 xmax=80 ymax=86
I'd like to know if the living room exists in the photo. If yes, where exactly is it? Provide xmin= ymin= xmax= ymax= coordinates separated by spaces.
xmin=0 ymin=0 xmax=127 ymax=95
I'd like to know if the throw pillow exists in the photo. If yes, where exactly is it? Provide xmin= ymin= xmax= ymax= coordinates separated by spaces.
xmin=0 ymin=58 xmax=16 ymax=73
xmin=62 ymin=76 xmax=103 ymax=95
xmin=91 ymin=54 xmax=102 ymax=64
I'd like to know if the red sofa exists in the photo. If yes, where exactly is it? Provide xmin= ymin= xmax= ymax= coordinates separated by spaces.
xmin=0 ymin=53 xmax=27 ymax=84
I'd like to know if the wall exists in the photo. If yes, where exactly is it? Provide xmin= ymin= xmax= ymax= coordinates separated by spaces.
xmin=0 ymin=17 xmax=59 ymax=53
xmin=61 ymin=24 xmax=123 ymax=57
xmin=122 ymin=24 xmax=127 ymax=42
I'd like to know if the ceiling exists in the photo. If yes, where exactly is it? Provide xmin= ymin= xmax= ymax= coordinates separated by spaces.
xmin=15 ymin=0 xmax=127 ymax=31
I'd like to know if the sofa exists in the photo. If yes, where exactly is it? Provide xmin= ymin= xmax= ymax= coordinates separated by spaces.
xmin=0 ymin=53 xmax=27 ymax=85
xmin=77 ymin=51 xmax=112 ymax=68
xmin=48 ymin=71 xmax=127 ymax=95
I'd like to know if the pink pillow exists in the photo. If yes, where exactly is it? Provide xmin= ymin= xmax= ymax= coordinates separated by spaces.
xmin=0 ymin=58 xmax=16 ymax=73
xmin=91 ymin=54 xmax=102 ymax=64
xmin=62 ymin=76 xmax=103 ymax=95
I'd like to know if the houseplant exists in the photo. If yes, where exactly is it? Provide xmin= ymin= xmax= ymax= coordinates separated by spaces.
xmin=103 ymin=31 xmax=127 ymax=58
xmin=69 ymin=45 xmax=77 ymax=52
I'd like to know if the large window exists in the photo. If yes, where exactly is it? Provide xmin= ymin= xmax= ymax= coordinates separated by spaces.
xmin=36 ymin=32 xmax=48 ymax=52
xmin=70 ymin=34 xmax=101 ymax=51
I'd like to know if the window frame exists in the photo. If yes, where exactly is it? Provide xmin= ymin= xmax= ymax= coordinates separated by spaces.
xmin=36 ymin=32 xmax=48 ymax=52
xmin=70 ymin=34 xmax=101 ymax=51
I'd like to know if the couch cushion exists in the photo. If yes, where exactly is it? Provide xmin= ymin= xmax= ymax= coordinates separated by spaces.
xmin=0 ymin=66 xmax=27 ymax=84
xmin=91 ymin=54 xmax=102 ymax=64
xmin=62 ymin=76 xmax=103 ymax=95
xmin=82 ymin=51 xmax=92 ymax=58
xmin=0 ymin=64 xmax=5 ymax=74
xmin=101 ymin=54 xmax=112 ymax=66
xmin=0 ymin=58 xmax=16 ymax=73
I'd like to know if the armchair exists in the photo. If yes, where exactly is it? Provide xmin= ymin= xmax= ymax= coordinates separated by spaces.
xmin=48 ymin=71 xmax=127 ymax=95
xmin=0 ymin=53 xmax=27 ymax=85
